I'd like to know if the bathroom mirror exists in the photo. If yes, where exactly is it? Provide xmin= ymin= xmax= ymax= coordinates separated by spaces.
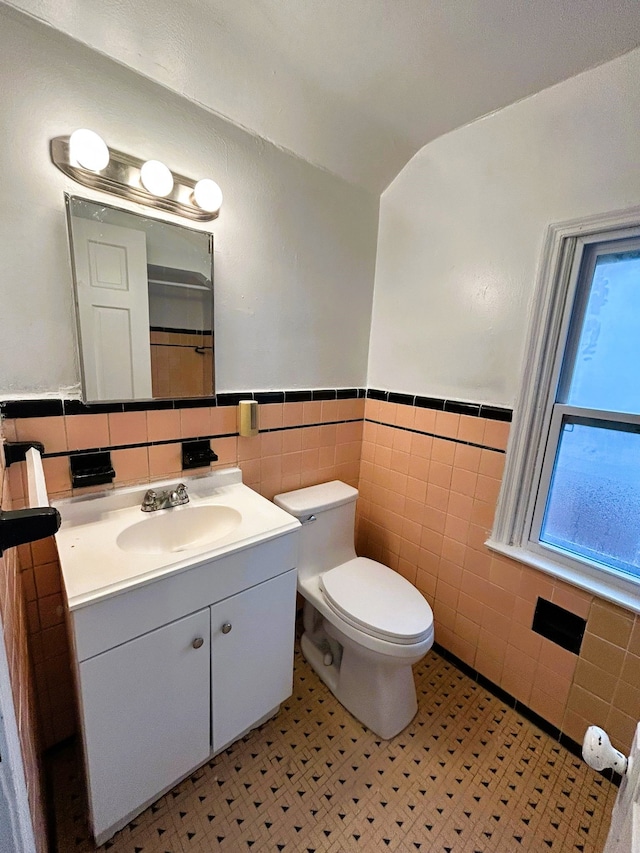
xmin=66 ymin=196 xmax=214 ymax=402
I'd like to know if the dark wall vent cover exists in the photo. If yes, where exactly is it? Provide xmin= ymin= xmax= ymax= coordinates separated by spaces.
xmin=532 ymin=597 xmax=586 ymax=655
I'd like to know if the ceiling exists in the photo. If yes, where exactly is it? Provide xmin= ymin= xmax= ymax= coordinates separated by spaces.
xmin=5 ymin=0 xmax=640 ymax=192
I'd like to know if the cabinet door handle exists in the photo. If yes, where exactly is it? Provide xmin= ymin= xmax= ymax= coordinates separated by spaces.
xmin=221 ymin=622 xmax=232 ymax=634
xmin=192 ymin=637 xmax=204 ymax=649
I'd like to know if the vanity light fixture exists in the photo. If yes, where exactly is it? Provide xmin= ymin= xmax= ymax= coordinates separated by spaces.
xmin=51 ymin=131 xmax=221 ymax=222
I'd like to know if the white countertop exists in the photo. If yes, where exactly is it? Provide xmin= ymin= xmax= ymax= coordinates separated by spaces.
xmin=54 ymin=468 xmax=300 ymax=610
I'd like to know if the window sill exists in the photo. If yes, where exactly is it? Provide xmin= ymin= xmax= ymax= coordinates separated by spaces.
xmin=485 ymin=538 xmax=640 ymax=616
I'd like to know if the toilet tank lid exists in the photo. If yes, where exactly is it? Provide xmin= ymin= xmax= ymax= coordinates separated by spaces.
xmin=274 ymin=480 xmax=358 ymax=516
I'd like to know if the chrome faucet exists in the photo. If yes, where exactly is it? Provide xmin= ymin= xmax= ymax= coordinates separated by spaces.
xmin=141 ymin=483 xmax=189 ymax=512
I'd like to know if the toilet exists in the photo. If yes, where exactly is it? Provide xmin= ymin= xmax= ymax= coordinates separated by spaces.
xmin=274 ymin=480 xmax=434 ymax=739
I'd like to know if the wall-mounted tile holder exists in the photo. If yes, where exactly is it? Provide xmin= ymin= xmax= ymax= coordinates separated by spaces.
xmin=70 ymin=452 xmax=115 ymax=489
xmin=182 ymin=440 xmax=218 ymax=470
xmin=0 ymin=507 xmax=61 ymax=556
xmin=3 ymin=441 xmax=45 ymax=467
xmin=532 ymin=597 xmax=587 ymax=655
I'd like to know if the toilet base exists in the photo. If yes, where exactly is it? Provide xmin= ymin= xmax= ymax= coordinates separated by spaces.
xmin=300 ymin=628 xmax=419 ymax=740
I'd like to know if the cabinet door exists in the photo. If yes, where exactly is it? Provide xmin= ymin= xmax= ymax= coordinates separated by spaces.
xmin=78 ymin=608 xmax=210 ymax=842
xmin=211 ymin=569 xmax=296 ymax=750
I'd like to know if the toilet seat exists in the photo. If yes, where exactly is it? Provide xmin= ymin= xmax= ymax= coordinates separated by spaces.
xmin=320 ymin=558 xmax=433 ymax=645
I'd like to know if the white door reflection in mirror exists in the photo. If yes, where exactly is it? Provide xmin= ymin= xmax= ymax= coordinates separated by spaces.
xmin=72 ymin=218 xmax=153 ymax=400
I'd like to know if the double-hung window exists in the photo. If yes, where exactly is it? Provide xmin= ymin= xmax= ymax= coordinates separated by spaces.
xmin=489 ymin=211 xmax=640 ymax=612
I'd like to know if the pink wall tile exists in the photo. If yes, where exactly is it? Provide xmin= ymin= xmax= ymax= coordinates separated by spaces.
xmin=302 ymin=427 xmax=322 ymax=450
xmin=282 ymin=402 xmax=304 ymax=427
xmin=453 ymin=443 xmax=482 ymax=472
xmin=212 ymin=436 xmax=238 ymax=466
xmin=395 ymin=403 xmax=415 ymax=430
xmin=281 ymin=429 xmax=303 ymax=454
xmin=261 ymin=431 xmax=283 ymax=457
xmin=211 ymin=406 xmax=238 ymax=435
xmin=147 ymin=409 xmax=181 ymax=442
xmin=108 ymin=411 xmax=148 ymax=446
xmin=457 ymin=415 xmax=485 ymax=445
xmin=112 ymin=447 xmax=149 ymax=484
xmin=321 ymin=400 xmax=340 ymax=422
xmin=65 ymin=414 xmax=109 ymax=450
xmin=41 ymin=457 xmax=71 ymax=496
xmin=434 ymin=411 xmax=459 ymax=439
xmin=148 ymin=443 xmax=182 ymax=478
xmin=180 ymin=406 xmax=210 ymax=439
xmin=302 ymin=400 xmax=322 ymax=424
xmin=260 ymin=404 xmax=283 ymax=430
xmin=15 ymin=416 xmax=67 ymax=454
xmin=413 ymin=407 xmax=436 ymax=434
xmin=483 ymin=420 xmax=510 ymax=451
xmin=478 ymin=449 xmax=505 ymax=479
xmin=238 ymin=434 xmax=261 ymax=461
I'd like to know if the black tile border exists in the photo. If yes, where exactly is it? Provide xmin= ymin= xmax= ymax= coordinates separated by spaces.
xmin=433 ymin=643 xmax=621 ymax=786
xmin=1 ymin=388 xmax=510 ymax=427
xmin=367 ymin=389 xmax=512 ymax=422
xmin=1 ymin=389 xmax=510 ymax=421
xmin=366 ymin=418 xmax=506 ymax=454
xmin=285 ymin=390 xmax=313 ymax=402
xmin=0 ymin=399 xmax=64 ymax=418
xmin=0 ymin=389 xmax=366 ymax=419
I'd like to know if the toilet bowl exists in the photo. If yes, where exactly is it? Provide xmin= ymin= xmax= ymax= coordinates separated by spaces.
xmin=274 ymin=481 xmax=434 ymax=739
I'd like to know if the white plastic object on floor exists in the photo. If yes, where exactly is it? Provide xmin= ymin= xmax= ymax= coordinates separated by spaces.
xmin=583 ymin=726 xmax=628 ymax=774
xmin=583 ymin=723 xmax=640 ymax=853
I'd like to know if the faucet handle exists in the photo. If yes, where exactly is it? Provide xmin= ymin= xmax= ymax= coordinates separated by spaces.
xmin=172 ymin=483 xmax=189 ymax=506
xmin=141 ymin=489 xmax=157 ymax=511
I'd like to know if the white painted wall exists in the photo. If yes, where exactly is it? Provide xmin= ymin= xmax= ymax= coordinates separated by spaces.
xmin=368 ymin=46 xmax=640 ymax=408
xmin=5 ymin=0 xmax=640 ymax=194
xmin=0 ymin=6 xmax=378 ymax=398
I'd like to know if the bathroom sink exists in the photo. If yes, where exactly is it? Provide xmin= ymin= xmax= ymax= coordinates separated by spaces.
xmin=53 ymin=468 xmax=301 ymax=609
xmin=116 ymin=504 xmax=242 ymax=555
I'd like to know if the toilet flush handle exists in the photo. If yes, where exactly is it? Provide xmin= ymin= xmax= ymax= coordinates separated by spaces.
xmin=301 ymin=514 xmax=317 ymax=525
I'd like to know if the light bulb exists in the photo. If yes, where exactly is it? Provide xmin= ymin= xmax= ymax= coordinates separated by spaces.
xmin=193 ymin=179 xmax=223 ymax=213
xmin=140 ymin=160 xmax=174 ymax=197
xmin=69 ymin=129 xmax=110 ymax=172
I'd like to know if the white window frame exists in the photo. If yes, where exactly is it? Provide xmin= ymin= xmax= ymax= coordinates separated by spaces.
xmin=487 ymin=205 xmax=640 ymax=615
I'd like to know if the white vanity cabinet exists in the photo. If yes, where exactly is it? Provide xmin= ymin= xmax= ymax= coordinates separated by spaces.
xmin=77 ymin=608 xmax=211 ymax=841
xmin=211 ymin=570 xmax=297 ymax=749
xmin=66 ymin=531 xmax=299 ymax=845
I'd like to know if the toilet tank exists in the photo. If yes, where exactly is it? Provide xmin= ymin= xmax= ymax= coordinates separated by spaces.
xmin=274 ymin=481 xmax=358 ymax=582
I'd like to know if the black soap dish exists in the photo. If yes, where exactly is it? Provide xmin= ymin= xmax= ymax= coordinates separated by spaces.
xmin=182 ymin=440 xmax=218 ymax=470
xmin=70 ymin=452 xmax=115 ymax=489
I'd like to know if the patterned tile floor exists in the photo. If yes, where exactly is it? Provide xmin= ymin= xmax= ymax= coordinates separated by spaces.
xmin=49 ymin=647 xmax=616 ymax=852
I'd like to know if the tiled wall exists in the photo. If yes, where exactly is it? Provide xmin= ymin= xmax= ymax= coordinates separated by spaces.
xmin=0 ymin=422 xmax=47 ymax=851
xmin=2 ymin=388 xmax=639 ymax=760
xmin=357 ymin=395 xmax=639 ymax=754
xmin=2 ymin=392 xmax=364 ymax=747
xmin=150 ymin=330 xmax=214 ymax=399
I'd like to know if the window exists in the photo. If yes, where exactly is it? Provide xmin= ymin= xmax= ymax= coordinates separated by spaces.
xmin=489 ymin=210 xmax=640 ymax=612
